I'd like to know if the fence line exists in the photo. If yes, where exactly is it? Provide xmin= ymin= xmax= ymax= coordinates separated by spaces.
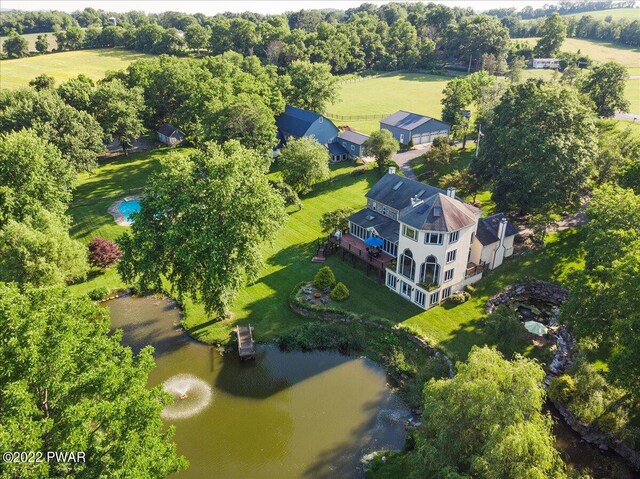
xmin=325 ymin=113 xmax=390 ymax=122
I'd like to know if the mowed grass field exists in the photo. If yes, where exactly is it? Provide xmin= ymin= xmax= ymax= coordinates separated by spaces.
xmin=0 ymin=49 xmax=153 ymax=89
xmin=514 ymin=37 xmax=640 ymax=68
xmin=561 ymin=7 xmax=640 ymax=21
xmin=67 ymin=147 xmax=585 ymax=361
xmin=0 ymin=31 xmax=57 ymax=53
xmin=328 ymin=73 xmax=452 ymax=134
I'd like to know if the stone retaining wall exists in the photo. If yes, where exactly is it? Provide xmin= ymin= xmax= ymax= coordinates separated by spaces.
xmin=289 ymin=298 xmax=454 ymax=378
xmin=486 ymin=281 xmax=640 ymax=472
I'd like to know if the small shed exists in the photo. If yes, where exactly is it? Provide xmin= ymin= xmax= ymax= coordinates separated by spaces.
xmin=157 ymin=124 xmax=185 ymax=146
xmin=337 ymin=130 xmax=369 ymax=159
xmin=380 ymin=110 xmax=450 ymax=146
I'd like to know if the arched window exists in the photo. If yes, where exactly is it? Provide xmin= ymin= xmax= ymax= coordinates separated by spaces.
xmin=399 ymin=249 xmax=415 ymax=280
xmin=420 ymin=255 xmax=440 ymax=285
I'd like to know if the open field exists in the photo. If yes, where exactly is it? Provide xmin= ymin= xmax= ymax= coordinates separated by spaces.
xmin=329 ymin=73 xmax=453 ymax=134
xmin=514 ymin=37 xmax=640 ymax=67
xmin=561 ymin=7 xmax=640 ymax=20
xmin=0 ymin=31 xmax=57 ymax=53
xmin=67 ymin=147 xmax=585 ymax=361
xmin=0 ymin=49 xmax=152 ymax=89
xmin=626 ymin=79 xmax=640 ymax=114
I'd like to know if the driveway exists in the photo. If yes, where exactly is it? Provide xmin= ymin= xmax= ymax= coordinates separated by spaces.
xmin=614 ymin=111 xmax=640 ymax=122
xmin=392 ymin=144 xmax=430 ymax=179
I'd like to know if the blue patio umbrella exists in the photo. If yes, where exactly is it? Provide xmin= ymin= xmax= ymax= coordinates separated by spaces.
xmin=364 ymin=237 xmax=384 ymax=247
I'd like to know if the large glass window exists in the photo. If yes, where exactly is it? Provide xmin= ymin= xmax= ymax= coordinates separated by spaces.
xmin=399 ymin=249 xmax=416 ymax=280
xmin=419 ymin=255 xmax=440 ymax=284
xmin=402 ymin=225 xmax=418 ymax=241
xmin=424 ymin=232 xmax=443 ymax=244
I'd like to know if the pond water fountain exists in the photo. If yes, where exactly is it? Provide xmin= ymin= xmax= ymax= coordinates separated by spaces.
xmin=162 ymin=374 xmax=213 ymax=420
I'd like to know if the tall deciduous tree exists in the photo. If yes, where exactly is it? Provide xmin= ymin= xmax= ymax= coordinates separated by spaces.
xmin=0 ymin=129 xmax=75 ymax=226
xmin=184 ymin=23 xmax=210 ymax=53
xmin=35 ymin=33 xmax=49 ymax=53
xmin=320 ymin=208 xmax=354 ymax=234
xmin=0 ymin=209 xmax=88 ymax=287
xmin=0 ymin=88 xmax=104 ymax=172
xmin=439 ymin=168 xmax=483 ymax=203
xmin=363 ymin=129 xmax=399 ymax=171
xmin=0 ymin=284 xmax=187 ymax=478
xmin=285 ymin=60 xmax=338 ymax=113
xmin=580 ymin=62 xmax=629 ymax=118
xmin=278 ymin=137 xmax=330 ymax=194
xmin=561 ymin=185 xmax=640 ymax=397
xmin=118 ymin=141 xmax=286 ymax=316
xmin=91 ymin=78 xmax=145 ymax=154
xmin=474 ymin=80 xmax=597 ymax=214
xmin=414 ymin=346 xmax=566 ymax=478
xmin=534 ymin=12 xmax=567 ymax=57
xmin=2 ymin=30 xmax=28 ymax=58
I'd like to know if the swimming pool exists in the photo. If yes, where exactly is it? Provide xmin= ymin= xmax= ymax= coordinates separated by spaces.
xmin=117 ymin=199 xmax=141 ymax=223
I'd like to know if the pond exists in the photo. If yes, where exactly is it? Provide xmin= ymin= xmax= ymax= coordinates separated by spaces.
xmin=105 ymin=295 xmax=410 ymax=479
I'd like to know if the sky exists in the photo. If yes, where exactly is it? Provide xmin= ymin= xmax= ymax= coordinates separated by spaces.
xmin=2 ymin=0 xmax=559 ymax=15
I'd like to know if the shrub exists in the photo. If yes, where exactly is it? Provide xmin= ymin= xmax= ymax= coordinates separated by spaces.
xmin=279 ymin=323 xmax=365 ymax=355
xmin=354 ymin=157 xmax=365 ymax=166
xmin=87 ymin=287 xmax=110 ymax=301
xmin=448 ymin=291 xmax=470 ymax=304
xmin=331 ymin=282 xmax=350 ymax=301
xmin=314 ymin=266 xmax=336 ymax=289
xmin=88 ymin=237 xmax=122 ymax=269
xmin=549 ymin=374 xmax=577 ymax=404
xmin=484 ymin=306 xmax=527 ymax=357
xmin=464 ymin=284 xmax=476 ymax=294
xmin=408 ymin=138 xmax=414 ymax=149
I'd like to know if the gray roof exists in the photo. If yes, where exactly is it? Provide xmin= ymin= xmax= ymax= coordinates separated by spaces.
xmin=328 ymin=142 xmax=348 ymax=155
xmin=338 ymin=130 xmax=369 ymax=145
xmin=158 ymin=124 xmax=183 ymax=137
xmin=366 ymin=173 xmax=478 ymax=233
xmin=380 ymin=110 xmax=436 ymax=131
xmin=475 ymin=213 xmax=519 ymax=245
xmin=347 ymin=208 xmax=399 ymax=243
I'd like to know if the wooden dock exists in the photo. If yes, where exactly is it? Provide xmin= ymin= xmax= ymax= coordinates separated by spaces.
xmin=236 ymin=325 xmax=256 ymax=360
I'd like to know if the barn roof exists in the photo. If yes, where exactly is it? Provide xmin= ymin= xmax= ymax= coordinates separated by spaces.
xmin=275 ymin=105 xmax=322 ymax=138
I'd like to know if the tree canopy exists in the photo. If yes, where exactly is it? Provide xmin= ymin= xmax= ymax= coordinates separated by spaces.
xmin=285 ymin=60 xmax=338 ymax=113
xmin=0 ymin=284 xmax=187 ymax=478
xmin=581 ymin=62 xmax=629 ymax=118
xmin=278 ymin=137 xmax=330 ymax=194
xmin=474 ymin=80 xmax=597 ymax=214
xmin=118 ymin=141 xmax=286 ymax=316
xmin=364 ymin=129 xmax=399 ymax=171
xmin=534 ymin=12 xmax=567 ymax=57
xmin=413 ymin=346 xmax=566 ymax=478
xmin=2 ymin=30 xmax=29 ymax=58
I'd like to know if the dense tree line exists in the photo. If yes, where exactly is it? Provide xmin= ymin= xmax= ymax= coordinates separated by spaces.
xmin=3 ymin=4 xmax=514 ymax=72
xmin=501 ymin=10 xmax=640 ymax=48
xmin=486 ymin=1 xmax=635 ymax=20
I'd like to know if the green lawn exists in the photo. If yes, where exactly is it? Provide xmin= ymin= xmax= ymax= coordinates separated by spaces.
xmin=626 ymin=78 xmax=640 ymax=114
xmin=68 ymin=147 xmax=585 ymax=362
xmin=0 ymin=49 xmax=153 ymax=90
xmin=329 ymin=73 xmax=454 ymax=134
xmin=561 ymin=7 xmax=640 ymax=21
xmin=0 ymin=32 xmax=58 ymax=53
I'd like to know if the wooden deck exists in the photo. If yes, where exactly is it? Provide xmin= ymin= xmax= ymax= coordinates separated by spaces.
xmin=329 ymin=233 xmax=394 ymax=280
xmin=236 ymin=325 xmax=256 ymax=360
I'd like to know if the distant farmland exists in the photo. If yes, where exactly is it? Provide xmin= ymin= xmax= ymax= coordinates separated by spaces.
xmin=0 ymin=49 xmax=153 ymax=89
xmin=0 ymin=32 xmax=58 ymax=53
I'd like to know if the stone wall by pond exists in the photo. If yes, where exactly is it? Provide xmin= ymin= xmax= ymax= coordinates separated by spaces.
xmin=485 ymin=280 xmax=570 ymax=314
xmin=486 ymin=281 xmax=640 ymax=472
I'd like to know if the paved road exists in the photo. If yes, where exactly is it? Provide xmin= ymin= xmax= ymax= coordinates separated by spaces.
xmin=614 ymin=111 xmax=640 ymax=122
xmin=392 ymin=144 xmax=430 ymax=179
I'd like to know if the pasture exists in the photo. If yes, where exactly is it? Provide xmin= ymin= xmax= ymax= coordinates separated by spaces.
xmin=0 ymin=49 xmax=152 ymax=89
xmin=514 ymin=37 xmax=640 ymax=68
xmin=328 ymin=72 xmax=452 ymax=134
xmin=561 ymin=7 xmax=640 ymax=21
xmin=0 ymin=31 xmax=57 ymax=53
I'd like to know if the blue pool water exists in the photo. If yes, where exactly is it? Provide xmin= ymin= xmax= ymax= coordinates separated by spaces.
xmin=117 ymin=200 xmax=141 ymax=223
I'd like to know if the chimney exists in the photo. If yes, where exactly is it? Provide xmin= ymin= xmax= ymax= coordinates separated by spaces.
xmin=447 ymin=187 xmax=456 ymax=198
xmin=388 ymin=166 xmax=396 ymax=175
xmin=498 ymin=217 xmax=508 ymax=242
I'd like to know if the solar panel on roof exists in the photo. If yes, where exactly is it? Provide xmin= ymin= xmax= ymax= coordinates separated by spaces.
xmin=392 ymin=181 xmax=403 ymax=191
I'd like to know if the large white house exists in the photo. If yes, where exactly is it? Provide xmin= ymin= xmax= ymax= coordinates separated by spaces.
xmin=340 ymin=168 xmax=517 ymax=310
